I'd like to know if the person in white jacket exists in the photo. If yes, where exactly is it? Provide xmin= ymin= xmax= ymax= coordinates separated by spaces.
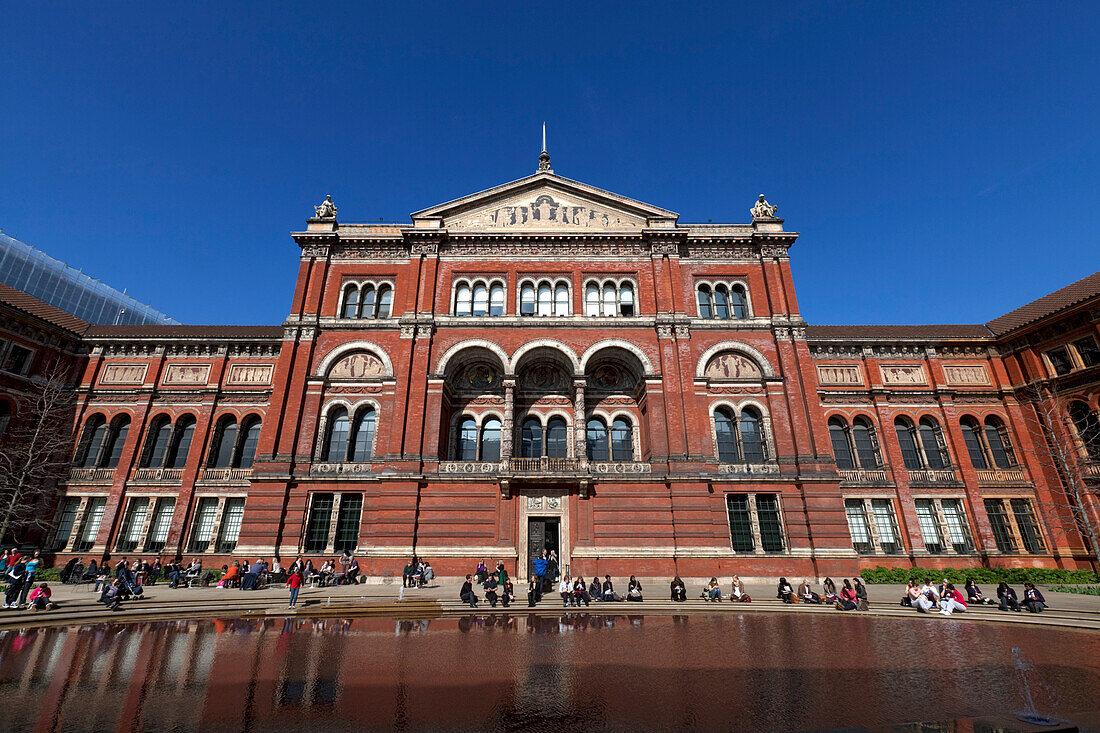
xmin=559 ymin=574 xmax=574 ymax=606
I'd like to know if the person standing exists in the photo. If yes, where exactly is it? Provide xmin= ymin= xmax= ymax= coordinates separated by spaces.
xmin=286 ymin=569 xmax=303 ymax=609
xmin=532 ymin=553 xmax=548 ymax=600
xmin=4 ymin=558 xmax=26 ymax=608
xmin=19 ymin=551 xmax=42 ymax=607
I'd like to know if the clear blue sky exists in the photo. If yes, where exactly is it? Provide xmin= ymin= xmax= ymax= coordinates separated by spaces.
xmin=2 ymin=3 xmax=1097 ymax=326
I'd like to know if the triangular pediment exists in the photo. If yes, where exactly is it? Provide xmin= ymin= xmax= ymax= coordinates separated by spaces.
xmin=410 ymin=171 xmax=678 ymax=231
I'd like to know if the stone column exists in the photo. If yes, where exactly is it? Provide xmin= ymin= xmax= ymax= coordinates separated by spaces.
xmin=573 ymin=380 xmax=586 ymax=461
xmin=502 ymin=379 xmax=516 ymax=459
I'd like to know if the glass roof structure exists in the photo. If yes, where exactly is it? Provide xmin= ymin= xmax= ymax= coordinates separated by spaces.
xmin=0 ymin=231 xmax=178 ymax=326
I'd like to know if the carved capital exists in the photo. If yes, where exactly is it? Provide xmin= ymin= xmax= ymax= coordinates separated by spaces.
xmin=656 ymin=324 xmax=674 ymax=339
xmin=760 ymin=244 xmax=788 ymax=259
xmin=416 ymin=324 xmax=434 ymax=338
xmin=299 ymin=326 xmax=316 ymax=341
xmin=399 ymin=323 xmax=416 ymax=339
xmin=674 ymin=324 xmax=690 ymax=339
xmin=650 ymin=241 xmax=679 ymax=256
xmin=301 ymin=245 xmax=329 ymax=258
xmin=410 ymin=242 xmax=439 ymax=256
xmin=773 ymin=326 xmax=791 ymax=340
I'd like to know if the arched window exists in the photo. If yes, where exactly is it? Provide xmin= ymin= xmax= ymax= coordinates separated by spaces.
xmin=585 ymin=284 xmax=600 ymax=316
xmin=697 ymin=287 xmax=713 ymax=319
xmin=350 ymin=408 xmax=375 ymax=462
xmin=894 ymin=418 xmax=921 ymax=470
xmin=480 ymin=418 xmax=502 ymax=461
xmin=75 ymin=415 xmax=108 ymax=468
xmin=236 ymin=416 xmax=261 ymax=468
xmin=1069 ymin=401 xmax=1100 ymax=460
xmin=546 ymin=417 xmax=569 ymax=458
xmin=714 ymin=407 xmax=739 ymax=463
xmin=520 ymin=283 xmax=536 ymax=316
xmin=829 ymin=418 xmax=854 ymax=470
xmin=918 ymin=418 xmax=948 ymax=469
xmin=141 ymin=416 xmax=174 ymax=468
xmin=521 ymin=417 xmax=542 ymax=458
xmin=601 ymin=284 xmax=616 ymax=317
xmin=457 ymin=416 xmax=478 ymax=460
xmin=851 ymin=417 xmax=879 ymax=468
xmin=586 ymin=418 xmax=609 ymax=461
xmin=341 ymin=286 xmax=360 ymax=319
xmin=619 ymin=283 xmax=635 ymax=317
xmin=102 ymin=416 xmax=131 ymax=469
xmin=714 ymin=286 xmax=730 ymax=319
xmin=324 ymin=409 xmax=349 ymax=463
xmin=984 ymin=417 xmax=1015 ymax=469
xmin=376 ymin=286 xmax=393 ymax=318
xmin=455 ymin=284 xmax=472 ymax=316
xmin=472 ymin=283 xmax=488 ymax=316
xmin=167 ymin=416 xmax=196 ymax=469
xmin=489 ymin=284 xmax=505 ymax=316
xmin=739 ymin=409 xmax=765 ymax=462
xmin=610 ymin=417 xmax=633 ymax=461
xmin=960 ymin=418 xmax=987 ymax=470
xmin=554 ymin=284 xmax=569 ymax=316
xmin=537 ymin=283 xmax=552 ymax=316
xmin=360 ymin=286 xmax=377 ymax=319
xmin=730 ymin=285 xmax=748 ymax=319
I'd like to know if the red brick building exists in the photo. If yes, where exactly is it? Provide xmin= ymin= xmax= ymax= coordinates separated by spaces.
xmin=32 ymin=157 xmax=1100 ymax=578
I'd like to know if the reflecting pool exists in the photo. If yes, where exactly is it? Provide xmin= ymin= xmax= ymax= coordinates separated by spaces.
xmin=1 ymin=613 xmax=1098 ymax=731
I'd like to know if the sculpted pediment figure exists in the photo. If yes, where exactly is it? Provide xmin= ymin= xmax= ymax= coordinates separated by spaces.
xmin=328 ymin=352 xmax=385 ymax=379
xmin=704 ymin=352 xmax=763 ymax=380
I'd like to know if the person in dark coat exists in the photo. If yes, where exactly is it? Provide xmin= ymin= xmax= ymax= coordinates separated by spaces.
xmin=61 ymin=557 xmax=80 ymax=584
xmin=671 ymin=576 xmax=687 ymax=602
xmin=1023 ymin=583 xmax=1046 ymax=613
xmin=4 ymin=559 xmax=27 ymax=608
xmin=459 ymin=574 xmax=479 ymax=608
xmin=997 ymin=582 xmax=1021 ymax=612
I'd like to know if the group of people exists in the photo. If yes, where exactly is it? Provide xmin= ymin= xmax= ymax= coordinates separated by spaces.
xmin=2 ymin=549 xmax=52 ymax=610
xmin=903 ymin=578 xmax=1047 ymax=615
xmin=402 ymin=559 xmax=436 ymax=588
xmin=460 ymin=560 xmax=513 ymax=608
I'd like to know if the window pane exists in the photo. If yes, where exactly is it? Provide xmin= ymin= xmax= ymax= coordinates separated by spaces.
xmin=984 ymin=499 xmax=1016 ymax=553
xmin=1074 ymin=337 xmax=1100 ymax=367
xmin=333 ymin=494 xmax=363 ymax=552
xmin=74 ymin=498 xmax=107 ymax=552
xmin=168 ymin=420 xmax=195 ymax=469
xmin=520 ymin=284 xmax=535 ymax=316
xmin=537 ymin=284 xmax=552 ymax=316
xmin=236 ymin=419 xmax=261 ymax=468
xmin=480 ymin=418 xmax=501 ymax=461
xmin=1010 ymin=499 xmax=1044 ymax=554
xmin=117 ymin=497 xmax=149 ymax=551
xmin=845 ymin=499 xmax=872 ymax=553
xmin=325 ymin=410 xmax=349 ymax=462
xmin=188 ymin=497 xmax=219 ymax=552
xmin=472 ymin=284 xmax=488 ymax=316
xmin=602 ymin=284 xmax=616 ymax=317
xmin=376 ymin=287 xmax=392 ymax=318
xmin=619 ymin=284 xmax=634 ymax=317
xmin=489 ymin=285 xmax=504 ymax=316
xmin=697 ymin=288 xmax=712 ymax=319
xmin=456 ymin=285 xmax=472 ymax=316
xmin=103 ymin=420 xmax=130 ymax=469
xmin=216 ymin=498 xmax=245 ymax=553
xmin=756 ymin=494 xmax=785 ymax=552
xmin=457 ymin=417 xmax=478 ymax=460
xmin=586 ymin=418 xmax=608 ymax=461
xmin=961 ymin=422 xmax=988 ymax=469
xmin=554 ymin=284 xmax=569 ymax=316
xmin=984 ymin=423 xmax=1012 ymax=469
xmin=521 ymin=417 xmax=542 ymax=459
xmin=546 ymin=417 xmax=568 ymax=458
xmin=342 ymin=287 xmax=359 ymax=319
xmin=212 ymin=421 xmax=237 ymax=468
xmin=1069 ymin=402 xmax=1100 ymax=459
xmin=726 ymin=494 xmax=754 ymax=551
xmin=941 ymin=499 xmax=973 ymax=553
xmin=145 ymin=498 xmax=175 ymax=552
xmin=585 ymin=285 xmax=599 ymax=316
xmin=78 ymin=420 xmax=107 ymax=468
xmin=918 ymin=422 xmax=946 ymax=469
xmin=895 ymin=422 xmax=921 ymax=470
xmin=914 ymin=499 xmax=943 ymax=553
xmin=829 ymin=421 xmax=854 ymax=470
xmin=50 ymin=497 xmax=81 ymax=551
xmin=351 ymin=409 xmax=375 ymax=462
xmin=610 ymin=418 xmax=632 ymax=461
xmin=714 ymin=287 xmax=730 ymax=319
xmin=871 ymin=499 xmax=900 ymax=553
xmin=304 ymin=493 xmax=334 ymax=553
xmin=145 ymin=420 xmax=173 ymax=468
xmin=714 ymin=409 xmax=739 ymax=463
xmin=740 ymin=411 xmax=765 ymax=462
xmin=730 ymin=286 xmax=748 ymax=319
xmin=1047 ymin=347 xmax=1073 ymax=375
xmin=852 ymin=421 xmax=878 ymax=468
xmin=361 ymin=287 xmax=376 ymax=319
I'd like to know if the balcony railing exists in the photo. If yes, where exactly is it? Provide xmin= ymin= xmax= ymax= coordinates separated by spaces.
xmin=198 ymin=467 xmax=252 ymax=483
xmin=506 ymin=457 xmax=580 ymax=473
xmin=67 ymin=467 xmax=115 ymax=483
xmin=131 ymin=467 xmax=184 ymax=483
xmin=975 ymin=468 xmax=1029 ymax=486
xmin=907 ymin=469 xmax=962 ymax=485
xmin=839 ymin=469 xmax=891 ymax=485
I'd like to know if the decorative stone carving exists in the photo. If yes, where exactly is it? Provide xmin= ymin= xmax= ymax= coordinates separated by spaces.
xmin=162 ymin=364 xmax=211 ymax=386
xmin=461 ymin=362 xmax=499 ymax=390
xmin=650 ymin=241 xmax=679 ymax=256
xmin=589 ymin=462 xmax=651 ymax=474
xmin=447 ymin=192 xmax=644 ymax=230
xmin=399 ymin=323 xmax=416 ymax=338
xmin=226 ymin=364 xmax=274 ymax=386
xmin=704 ymin=352 xmax=763 ymax=380
xmin=943 ymin=364 xmax=991 ymax=386
xmin=416 ymin=324 xmax=433 ymax=338
xmin=301 ymin=245 xmax=329 ymax=258
xmin=816 ymin=364 xmax=863 ymax=387
xmin=410 ymin=242 xmax=439 ymax=255
xmin=879 ymin=364 xmax=928 ymax=386
xmin=99 ymin=364 xmax=148 ymax=386
xmin=718 ymin=462 xmax=780 ymax=475
xmin=589 ymin=363 xmax=632 ymax=391
xmin=527 ymin=496 xmax=543 ymax=509
xmin=439 ymin=461 xmax=501 ymax=474
xmin=523 ymin=363 xmax=568 ymax=393
xmin=310 ymin=462 xmax=374 ymax=475
xmin=751 ymin=194 xmax=779 ymax=220
xmin=329 ymin=352 xmax=386 ymax=380
xmin=546 ymin=496 xmax=561 ymax=509
xmin=299 ymin=327 xmax=316 ymax=340
xmin=656 ymin=324 xmax=674 ymax=339
xmin=674 ymin=324 xmax=691 ymax=339
xmin=313 ymin=195 xmax=337 ymax=219
xmin=760 ymin=244 xmax=788 ymax=258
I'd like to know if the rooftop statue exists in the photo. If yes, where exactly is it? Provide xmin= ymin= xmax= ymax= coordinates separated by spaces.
xmin=314 ymin=194 xmax=338 ymax=220
xmin=751 ymin=194 xmax=779 ymax=220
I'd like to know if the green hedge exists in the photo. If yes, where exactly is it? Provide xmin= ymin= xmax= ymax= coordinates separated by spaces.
xmin=1050 ymin=585 xmax=1100 ymax=596
xmin=859 ymin=565 xmax=1098 ymax=585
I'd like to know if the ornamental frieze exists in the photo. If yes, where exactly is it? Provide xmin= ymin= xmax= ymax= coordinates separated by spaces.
xmin=442 ymin=240 xmax=647 ymax=257
xmin=310 ymin=462 xmax=375 ymax=476
xmin=718 ymin=462 xmax=781 ymax=475
xmin=325 ymin=385 xmax=384 ymax=394
xmin=330 ymin=244 xmax=409 ymax=260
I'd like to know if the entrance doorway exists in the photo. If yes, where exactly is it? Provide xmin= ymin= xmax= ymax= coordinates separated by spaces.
xmin=527 ymin=517 xmax=560 ymax=578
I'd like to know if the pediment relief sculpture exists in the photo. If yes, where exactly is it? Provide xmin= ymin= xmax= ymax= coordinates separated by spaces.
xmin=328 ymin=352 xmax=386 ymax=380
xmin=446 ymin=191 xmax=645 ymax=230
xmin=704 ymin=352 xmax=763 ymax=380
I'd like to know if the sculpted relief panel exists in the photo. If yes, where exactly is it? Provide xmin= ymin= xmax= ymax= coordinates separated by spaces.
xmin=446 ymin=191 xmax=645 ymax=230
xmin=943 ymin=364 xmax=991 ymax=386
xmin=226 ymin=364 xmax=274 ymax=387
xmin=328 ymin=352 xmax=386 ymax=380
xmin=99 ymin=364 xmax=148 ymax=386
xmin=879 ymin=364 xmax=928 ymax=386
xmin=162 ymin=364 xmax=211 ymax=386
xmin=704 ymin=352 xmax=763 ymax=381
xmin=816 ymin=364 xmax=864 ymax=387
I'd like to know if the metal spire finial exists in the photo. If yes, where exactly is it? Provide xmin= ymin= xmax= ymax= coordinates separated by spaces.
xmin=538 ymin=122 xmax=552 ymax=173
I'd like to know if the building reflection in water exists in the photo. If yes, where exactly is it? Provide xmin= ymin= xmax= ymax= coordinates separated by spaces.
xmin=0 ymin=614 xmax=1096 ymax=732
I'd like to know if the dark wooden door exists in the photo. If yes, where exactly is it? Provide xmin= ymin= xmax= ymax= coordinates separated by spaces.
xmin=527 ymin=519 xmax=545 ymax=578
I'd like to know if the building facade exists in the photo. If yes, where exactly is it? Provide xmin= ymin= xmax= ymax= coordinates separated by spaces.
xmin=31 ymin=157 xmax=1100 ymax=578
